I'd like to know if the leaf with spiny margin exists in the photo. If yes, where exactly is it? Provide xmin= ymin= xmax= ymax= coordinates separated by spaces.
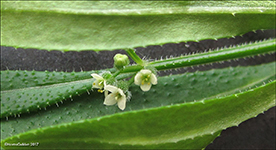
xmin=1 ymin=62 xmax=275 ymax=141
xmin=0 ymin=70 xmax=98 ymax=91
xmin=1 ymin=79 xmax=275 ymax=149
xmin=1 ymin=1 xmax=275 ymax=51
xmin=0 ymin=70 xmax=102 ymax=118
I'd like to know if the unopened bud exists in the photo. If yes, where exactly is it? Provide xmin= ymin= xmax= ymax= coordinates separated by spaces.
xmin=114 ymin=54 xmax=130 ymax=69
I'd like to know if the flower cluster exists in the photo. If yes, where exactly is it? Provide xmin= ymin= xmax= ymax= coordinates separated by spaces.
xmin=91 ymin=53 xmax=158 ymax=111
xmin=91 ymin=73 xmax=127 ymax=110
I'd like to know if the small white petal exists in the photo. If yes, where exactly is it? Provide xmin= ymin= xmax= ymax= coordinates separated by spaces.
xmin=134 ymin=72 xmax=142 ymax=85
xmin=150 ymin=74 xmax=157 ymax=85
xmin=104 ymin=94 xmax=117 ymax=105
xmin=91 ymin=74 xmax=104 ymax=80
xmin=117 ymin=95 xmax=126 ymax=110
xmin=104 ymin=90 xmax=108 ymax=97
xmin=140 ymin=69 xmax=152 ymax=75
xmin=117 ymin=88 xmax=125 ymax=96
xmin=140 ymin=83 xmax=152 ymax=91
xmin=105 ymin=85 xmax=118 ymax=93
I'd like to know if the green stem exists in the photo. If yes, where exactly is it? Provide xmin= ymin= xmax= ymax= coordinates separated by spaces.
xmin=120 ymin=38 xmax=275 ymax=73
xmin=116 ymin=73 xmax=136 ymax=81
xmin=113 ymin=70 xmax=121 ymax=77
xmin=126 ymin=49 xmax=145 ymax=66
xmin=128 ymin=75 xmax=135 ymax=86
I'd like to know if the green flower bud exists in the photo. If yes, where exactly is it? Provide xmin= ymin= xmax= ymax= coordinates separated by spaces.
xmin=114 ymin=54 xmax=130 ymax=69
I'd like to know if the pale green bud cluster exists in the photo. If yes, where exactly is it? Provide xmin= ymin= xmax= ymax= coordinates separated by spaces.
xmin=113 ymin=54 xmax=130 ymax=69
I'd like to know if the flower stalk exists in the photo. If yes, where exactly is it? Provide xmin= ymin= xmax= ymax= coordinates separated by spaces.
xmin=126 ymin=48 xmax=145 ymax=66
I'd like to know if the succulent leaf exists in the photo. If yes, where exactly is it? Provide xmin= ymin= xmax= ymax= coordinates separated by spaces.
xmin=1 ymin=1 xmax=275 ymax=51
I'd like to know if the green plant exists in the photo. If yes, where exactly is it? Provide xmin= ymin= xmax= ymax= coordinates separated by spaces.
xmin=1 ymin=1 xmax=275 ymax=149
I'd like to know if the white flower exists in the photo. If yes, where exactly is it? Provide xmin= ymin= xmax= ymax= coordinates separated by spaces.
xmin=134 ymin=69 xmax=157 ymax=91
xmin=104 ymin=85 xmax=127 ymax=110
xmin=91 ymin=73 xmax=105 ymax=89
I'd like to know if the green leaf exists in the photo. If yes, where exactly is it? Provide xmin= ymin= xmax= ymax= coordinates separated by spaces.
xmin=1 ymin=79 xmax=275 ymax=149
xmin=1 ymin=62 xmax=275 ymax=141
xmin=0 ymin=70 xmax=95 ymax=91
xmin=1 ymin=1 xmax=275 ymax=51
xmin=0 ymin=70 xmax=97 ymax=118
